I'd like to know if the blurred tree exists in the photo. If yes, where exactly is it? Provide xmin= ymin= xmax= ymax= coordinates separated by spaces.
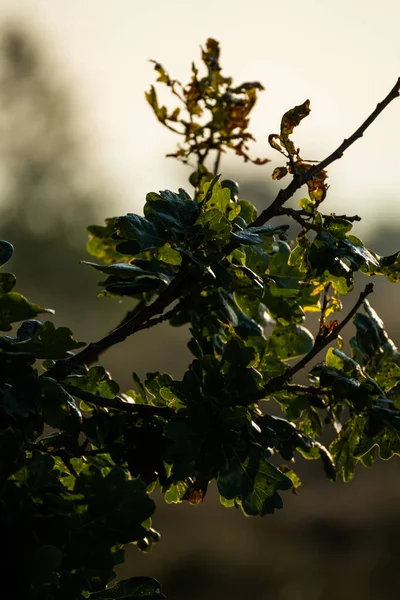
xmin=0 ymin=24 xmax=109 ymax=309
xmin=0 ymin=24 xmax=103 ymax=241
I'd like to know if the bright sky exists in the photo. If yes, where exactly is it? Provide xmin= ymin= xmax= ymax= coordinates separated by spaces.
xmin=1 ymin=0 xmax=400 ymax=234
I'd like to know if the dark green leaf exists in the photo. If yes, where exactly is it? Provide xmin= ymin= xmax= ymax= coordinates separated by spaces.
xmin=266 ymin=324 xmax=314 ymax=360
xmin=0 ymin=272 xmax=17 ymax=294
xmin=0 ymin=240 xmax=14 ymax=267
xmin=218 ymin=444 xmax=292 ymax=516
xmin=0 ymin=320 xmax=85 ymax=359
xmin=115 ymin=214 xmax=164 ymax=254
xmin=330 ymin=416 xmax=366 ymax=481
xmin=65 ymin=366 xmax=120 ymax=400
xmin=0 ymin=292 xmax=54 ymax=331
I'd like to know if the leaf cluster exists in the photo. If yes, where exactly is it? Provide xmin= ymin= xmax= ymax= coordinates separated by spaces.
xmin=146 ymin=38 xmax=269 ymax=192
xmin=1 ymin=41 xmax=400 ymax=599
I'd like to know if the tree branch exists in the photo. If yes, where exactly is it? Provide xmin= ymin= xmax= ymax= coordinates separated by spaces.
xmin=265 ymin=282 xmax=374 ymax=393
xmin=285 ymin=383 xmax=328 ymax=395
xmin=45 ymin=262 xmax=191 ymax=381
xmin=62 ymin=382 xmax=174 ymax=417
xmin=251 ymin=77 xmax=400 ymax=228
xmin=323 ymin=213 xmax=361 ymax=223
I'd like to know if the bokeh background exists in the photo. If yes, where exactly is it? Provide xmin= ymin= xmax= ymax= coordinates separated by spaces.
xmin=1 ymin=1 xmax=400 ymax=599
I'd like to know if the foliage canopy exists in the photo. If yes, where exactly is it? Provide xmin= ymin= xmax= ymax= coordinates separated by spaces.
xmin=1 ymin=39 xmax=400 ymax=599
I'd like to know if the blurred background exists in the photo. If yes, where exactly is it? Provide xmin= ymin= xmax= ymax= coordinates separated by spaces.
xmin=1 ymin=1 xmax=400 ymax=598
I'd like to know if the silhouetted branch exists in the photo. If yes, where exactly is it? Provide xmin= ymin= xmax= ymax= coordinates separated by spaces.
xmin=45 ymin=262 xmax=190 ymax=381
xmin=62 ymin=382 xmax=174 ymax=417
xmin=251 ymin=78 xmax=400 ymax=227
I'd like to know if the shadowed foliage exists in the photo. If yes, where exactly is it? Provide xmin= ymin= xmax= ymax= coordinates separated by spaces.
xmin=1 ymin=37 xmax=400 ymax=599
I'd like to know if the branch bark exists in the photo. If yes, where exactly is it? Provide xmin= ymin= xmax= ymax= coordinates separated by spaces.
xmin=251 ymin=77 xmax=400 ymax=228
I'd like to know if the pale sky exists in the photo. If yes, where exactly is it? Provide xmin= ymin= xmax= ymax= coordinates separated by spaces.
xmin=1 ymin=0 xmax=400 ymax=235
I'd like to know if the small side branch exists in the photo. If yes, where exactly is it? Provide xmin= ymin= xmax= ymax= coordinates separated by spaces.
xmin=251 ymin=78 xmax=400 ymax=227
xmin=277 ymin=207 xmax=319 ymax=231
xmin=325 ymin=213 xmax=361 ymax=223
xmin=62 ymin=382 xmax=174 ymax=417
xmin=265 ymin=283 xmax=374 ymax=393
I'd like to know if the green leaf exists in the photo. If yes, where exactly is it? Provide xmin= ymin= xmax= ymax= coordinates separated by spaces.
xmin=355 ymin=411 xmax=400 ymax=461
xmin=105 ymin=277 xmax=167 ymax=297
xmin=115 ymin=214 xmax=165 ymax=254
xmin=340 ymin=237 xmax=379 ymax=269
xmin=222 ymin=337 xmax=256 ymax=368
xmin=144 ymin=188 xmax=199 ymax=235
xmin=218 ymin=444 xmax=292 ymax=516
xmin=330 ymin=416 xmax=366 ymax=481
xmin=203 ymin=181 xmax=231 ymax=213
xmin=40 ymin=377 xmax=83 ymax=429
xmin=350 ymin=300 xmax=399 ymax=374
xmin=152 ymin=243 xmax=182 ymax=265
xmin=278 ymin=466 xmax=301 ymax=489
xmin=145 ymin=372 xmax=174 ymax=406
xmin=367 ymin=248 xmax=400 ymax=281
xmin=298 ymin=406 xmax=322 ymax=439
xmin=14 ymin=451 xmax=60 ymax=492
xmin=74 ymin=467 xmax=155 ymax=544
xmin=90 ymin=576 xmax=165 ymax=599
xmin=0 ymin=320 xmax=85 ymax=359
xmin=87 ymin=219 xmax=122 ymax=263
xmin=0 ymin=272 xmax=17 ymax=294
xmin=232 ymin=224 xmax=288 ymax=246
xmin=288 ymin=240 xmax=309 ymax=271
xmin=145 ymin=85 xmax=168 ymax=123
xmin=238 ymin=200 xmax=257 ymax=223
xmin=299 ymin=197 xmax=314 ymax=213
xmin=0 ymin=292 xmax=54 ymax=331
xmin=324 ymin=216 xmax=353 ymax=238
xmin=273 ymin=389 xmax=310 ymax=420
xmin=65 ymin=366 xmax=120 ymax=400
xmin=163 ymin=480 xmax=188 ymax=504
xmin=0 ymin=240 xmax=14 ymax=267
xmin=266 ymin=324 xmax=314 ymax=360
xmin=195 ymin=208 xmax=231 ymax=240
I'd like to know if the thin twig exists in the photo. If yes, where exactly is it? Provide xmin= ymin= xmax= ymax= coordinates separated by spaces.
xmin=213 ymin=149 xmax=222 ymax=176
xmin=284 ymin=383 xmax=328 ymax=408
xmin=32 ymin=441 xmax=111 ymax=460
xmin=278 ymin=207 xmax=319 ymax=231
xmin=251 ymin=78 xmax=400 ymax=228
xmin=265 ymin=282 xmax=374 ymax=393
xmin=146 ymin=303 xmax=183 ymax=327
xmin=285 ymin=383 xmax=327 ymax=395
xmin=62 ymin=382 xmax=174 ymax=417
